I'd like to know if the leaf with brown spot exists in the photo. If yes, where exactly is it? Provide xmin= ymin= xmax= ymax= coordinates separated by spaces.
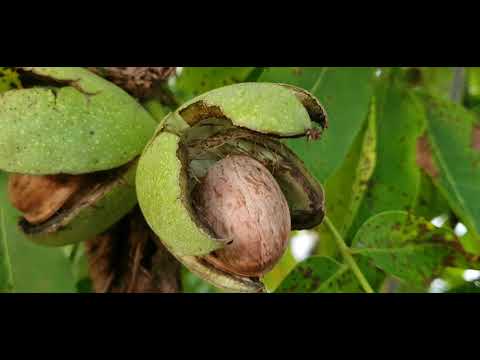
xmin=472 ymin=125 xmax=480 ymax=151
xmin=316 ymin=100 xmax=376 ymax=255
xmin=421 ymin=93 xmax=480 ymax=253
xmin=347 ymin=75 xmax=423 ymax=241
xmin=416 ymin=135 xmax=439 ymax=177
xmin=274 ymin=255 xmax=384 ymax=293
xmin=352 ymin=211 xmax=465 ymax=287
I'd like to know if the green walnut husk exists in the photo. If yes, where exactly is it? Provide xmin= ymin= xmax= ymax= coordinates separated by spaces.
xmin=136 ymin=82 xmax=327 ymax=292
xmin=0 ymin=67 xmax=157 ymax=246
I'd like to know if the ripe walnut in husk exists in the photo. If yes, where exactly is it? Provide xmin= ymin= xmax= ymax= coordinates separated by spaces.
xmin=0 ymin=67 xmax=157 ymax=246
xmin=136 ymin=83 xmax=328 ymax=292
xmin=193 ymin=155 xmax=291 ymax=277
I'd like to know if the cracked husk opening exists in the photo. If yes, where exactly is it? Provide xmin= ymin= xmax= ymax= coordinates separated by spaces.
xmin=173 ymin=119 xmax=325 ymax=288
xmin=16 ymin=161 xmax=136 ymax=237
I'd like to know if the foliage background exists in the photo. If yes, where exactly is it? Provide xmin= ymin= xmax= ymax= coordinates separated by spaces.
xmin=1 ymin=67 xmax=480 ymax=293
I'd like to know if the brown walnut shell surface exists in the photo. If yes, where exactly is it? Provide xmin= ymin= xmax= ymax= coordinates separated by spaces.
xmin=8 ymin=174 xmax=87 ymax=224
xmin=193 ymin=155 xmax=291 ymax=277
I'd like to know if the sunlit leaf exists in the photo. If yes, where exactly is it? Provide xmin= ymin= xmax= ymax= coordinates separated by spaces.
xmin=351 ymin=211 xmax=462 ymax=287
xmin=348 ymin=75 xmax=423 ymax=241
xmin=262 ymin=245 xmax=298 ymax=292
xmin=316 ymin=101 xmax=376 ymax=255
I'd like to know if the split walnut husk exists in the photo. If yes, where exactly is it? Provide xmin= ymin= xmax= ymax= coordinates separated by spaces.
xmin=0 ymin=67 xmax=158 ymax=246
xmin=8 ymin=160 xmax=139 ymax=246
xmin=136 ymin=82 xmax=328 ymax=292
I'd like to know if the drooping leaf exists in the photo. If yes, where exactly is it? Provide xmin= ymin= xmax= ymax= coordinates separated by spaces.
xmin=348 ymin=75 xmax=423 ymax=241
xmin=258 ymin=67 xmax=375 ymax=182
xmin=351 ymin=211 xmax=462 ymax=287
xmin=418 ymin=94 xmax=480 ymax=253
xmin=316 ymin=100 xmax=376 ymax=255
xmin=171 ymin=67 xmax=255 ymax=103
xmin=0 ymin=172 xmax=76 ymax=292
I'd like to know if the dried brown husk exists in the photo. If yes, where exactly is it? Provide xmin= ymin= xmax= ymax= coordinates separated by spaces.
xmin=87 ymin=67 xmax=176 ymax=98
xmin=85 ymin=207 xmax=181 ymax=293
xmin=8 ymin=173 xmax=89 ymax=224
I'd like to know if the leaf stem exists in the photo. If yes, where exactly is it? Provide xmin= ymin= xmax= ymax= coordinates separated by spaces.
xmin=324 ymin=216 xmax=374 ymax=293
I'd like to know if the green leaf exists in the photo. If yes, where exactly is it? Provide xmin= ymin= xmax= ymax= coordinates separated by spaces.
xmin=63 ymin=243 xmax=92 ymax=292
xmin=420 ymin=94 xmax=480 ymax=253
xmin=351 ymin=211 xmax=459 ymax=286
xmin=0 ymin=207 xmax=14 ymax=292
xmin=413 ymin=173 xmax=452 ymax=221
xmin=262 ymin=245 xmax=298 ymax=292
xmin=275 ymin=255 xmax=384 ymax=293
xmin=404 ymin=67 xmax=455 ymax=100
xmin=257 ymin=67 xmax=375 ymax=182
xmin=171 ymin=67 xmax=255 ymax=103
xmin=466 ymin=67 xmax=480 ymax=108
xmin=438 ymin=267 xmax=480 ymax=293
xmin=0 ymin=172 xmax=76 ymax=292
xmin=181 ymin=267 xmax=219 ymax=293
xmin=348 ymin=75 xmax=423 ymax=241
xmin=316 ymin=100 xmax=376 ymax=255
xmin=0 ymin=67 xmax=21 ymax=94
xmin=275 ymin=256 xmax=346 ymax=293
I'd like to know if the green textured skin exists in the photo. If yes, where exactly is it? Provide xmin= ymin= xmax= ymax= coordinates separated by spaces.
xmin=178 ymin=255 xmax=264 ymax=292
xmin=0 ymin=67 xmax=157 ymax=175
xmin=25 ymin=162 xmax=138 ymax=246
xmin=178 ymin=83 xmax=313 ymax=136
xmin=136 ymin=132 xmax=224 ymax=256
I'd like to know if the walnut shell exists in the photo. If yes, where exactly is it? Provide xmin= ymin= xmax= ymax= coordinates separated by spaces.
xmin=193 ymin=155 xmax=291 ymax=277
xmin=8 ymin=174 xmax=86 ymax=224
